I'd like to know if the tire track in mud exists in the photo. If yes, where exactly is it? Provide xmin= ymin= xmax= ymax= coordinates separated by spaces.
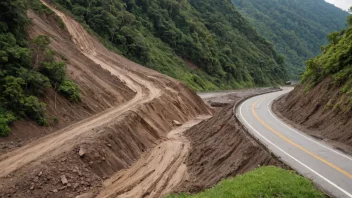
xmin=97 ymin=116 xmax=211 ymax=198
xmin=0 ymin=3 xmax=213 ymax=198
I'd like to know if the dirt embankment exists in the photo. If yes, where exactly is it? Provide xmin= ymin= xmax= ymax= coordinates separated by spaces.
xmin=0 ymin=10 xmax=135 ymax=154
xmin=0 ymin=1 xmax=287 ymax=197
xmin=0 ymin=2 xmax=212 ymax=197
xmin=179 ymin=90 xmax=286 ymax=193
xmin=274 ymin=79 xmax=352 ymax=151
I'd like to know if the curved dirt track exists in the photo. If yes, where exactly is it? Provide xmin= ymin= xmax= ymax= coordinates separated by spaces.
xmin=98 ymin=116 xmax=211 ymax=198
xmin=0 ymin=1 xmax=160 ymax=178
xmin=0 ymin=2 xmax=212 ymax=198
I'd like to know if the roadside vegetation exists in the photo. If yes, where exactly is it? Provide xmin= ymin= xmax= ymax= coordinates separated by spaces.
xmin=302 ymin=9 xmax=352 ymax=111
xmin=169 ymin=166 xmax=324 ymax=198
xmin=0 ymin=0 xmax=80 ymax=136
xmin=231 ymin=0 xmax=348 ymax=79
xmin=51 ymin=0 xmax=287 ymax=91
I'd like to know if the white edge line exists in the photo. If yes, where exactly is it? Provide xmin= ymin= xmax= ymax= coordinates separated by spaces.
xmin=266 ymin=93 xmax=352 ymax=162
xmin=237 ymin=98 xmax=352 ymax=198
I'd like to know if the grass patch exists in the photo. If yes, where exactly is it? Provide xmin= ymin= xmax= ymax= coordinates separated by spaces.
xmin=169 ymin=166 xmax=324 ymax=198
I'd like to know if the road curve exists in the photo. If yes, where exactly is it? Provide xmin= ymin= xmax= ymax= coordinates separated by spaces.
xmin=236 ymin=88 xmax=352 ymax=198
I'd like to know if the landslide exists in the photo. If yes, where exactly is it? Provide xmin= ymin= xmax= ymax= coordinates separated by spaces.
xmin=179 ymin=91 xmax=286 ymax=192
xmin=274 ymin=16 xmax=352 ymax=150
xmin=0 ymin=8 xmax=135 ymax=154
xmin=0 ymin=1 xmax=212 ymax=197
xmin=48 ymin=0 xmax=287 ymax=90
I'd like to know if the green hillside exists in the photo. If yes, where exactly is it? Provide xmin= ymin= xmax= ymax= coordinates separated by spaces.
xmin=303 ymin=10 xmax=352 ymax=109
xmin=231 ymin=0 xmax=348 ymax=79
xmin=169 ymin=166 xmax=324 ymax=198
xmin=0 ymin=0 xmax=80 ymax=136
xmin=52 ymin=0 xmax=288 ymax=90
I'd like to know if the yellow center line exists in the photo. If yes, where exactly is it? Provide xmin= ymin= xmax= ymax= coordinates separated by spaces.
xmin=252 ymin=98 xmax=352 ymax=179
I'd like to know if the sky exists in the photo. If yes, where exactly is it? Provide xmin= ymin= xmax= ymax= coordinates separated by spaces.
xmin=325 ymin=0 xmax=352 ymax=11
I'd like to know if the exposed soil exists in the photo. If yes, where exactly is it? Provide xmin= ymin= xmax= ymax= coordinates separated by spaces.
xmin=199 ymin=87 xmax=279 ymax=109
xmin=97 ymin=116 xmax=211 ymax=198
xmin=0 ymin=10 xmax=135 ymax=155
xmin=0 ymin=1 xmax=212 ymax=197
xmin=274 ymin=79 xmax=352 ymax=153
xmin=179 ymin=90 xmax=286 ymax=193
xmin=0 ymin=1 xmax=287 ymax=198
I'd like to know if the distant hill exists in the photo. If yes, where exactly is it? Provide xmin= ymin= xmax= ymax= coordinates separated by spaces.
xmin=231 ymin=0 xmax=349 ymax=79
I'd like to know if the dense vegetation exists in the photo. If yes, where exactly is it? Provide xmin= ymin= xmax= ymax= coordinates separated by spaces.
xmin=52 ymin=0 xmax=287 ymax=90
xmin=169 ymin=166 xmax=324 ymax=198
xmin=303 ymin=10 xmax=352 ymax=110
xmin=0 ymin=0 xmax=80 ymax=136
xmin=231 ymin=0 xmax=348 ymax=79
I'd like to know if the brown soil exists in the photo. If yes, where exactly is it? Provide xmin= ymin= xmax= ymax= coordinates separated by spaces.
xmin=179 ymin=91 xmax=286 ymax=193
xmin=0 ymin=1 xmax=286 ymax=197
xmin=0 ymin=10 xmax=135 ymax=154
xmin=0 ymin=2 xmax=212 ymax=197
xmin=274 ymin=79 xmax=352 ymax=152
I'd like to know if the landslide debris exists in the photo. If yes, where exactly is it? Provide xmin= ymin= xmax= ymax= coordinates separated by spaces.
xmin=0 ymin=1 xmax=212 ymax=198
xmin=179 ymin=90 xmax=286 ymax=193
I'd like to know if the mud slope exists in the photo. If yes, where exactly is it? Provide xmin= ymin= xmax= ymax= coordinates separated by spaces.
xmin=0 ymin=11 xmax=135 ymax=154
xmin=180 ymin=94 xmax=285 ymax=193
xmin=0 ymin=1 xmax=211 ymax=197
xmin=274 ymin=79 xmax=352 ymax=149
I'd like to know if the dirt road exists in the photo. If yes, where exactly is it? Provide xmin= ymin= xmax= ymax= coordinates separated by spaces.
xmin=97 ymin=116 xmax=210 ymax=198
xmin=0 ymin=1 xmax=161 ymax=178
xmin=0 ymin=1 xmax=215 ymax=197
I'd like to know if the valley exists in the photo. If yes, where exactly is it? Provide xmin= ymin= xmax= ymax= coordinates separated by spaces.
xmin=0 ymin=0 xmax=351 ymax=198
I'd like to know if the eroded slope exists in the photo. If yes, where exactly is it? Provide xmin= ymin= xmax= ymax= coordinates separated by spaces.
xmin=0 ymin=1 xmax=212 ymax=197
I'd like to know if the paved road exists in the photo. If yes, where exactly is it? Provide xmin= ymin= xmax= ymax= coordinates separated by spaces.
xmin=236 ymin=88 xmax=352 ymax=198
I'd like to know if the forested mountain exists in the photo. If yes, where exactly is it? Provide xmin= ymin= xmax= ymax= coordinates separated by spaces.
xmin=231 ymin=0 xmax=349 ymax=79
xmin=52 ymin=0 xmax=287 ymax=90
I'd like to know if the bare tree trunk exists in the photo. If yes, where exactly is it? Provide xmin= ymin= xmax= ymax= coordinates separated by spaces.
xmin=54 ymin=83 xmax=57 ymax=110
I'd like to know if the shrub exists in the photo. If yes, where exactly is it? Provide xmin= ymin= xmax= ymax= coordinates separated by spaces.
xmin=40 ymin=61 xmax=66 ymax=84
xmin=58 ymin=80 xmax=81 ymax=102
xmin=22 ymin=96 xmax=47 ymax=126
xmin=0 ymin=111 xmax=16 ymax=137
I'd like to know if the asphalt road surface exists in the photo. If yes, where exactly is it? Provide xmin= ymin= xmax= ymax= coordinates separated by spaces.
xmin=236 ymin=88 xmax=352 ymax=198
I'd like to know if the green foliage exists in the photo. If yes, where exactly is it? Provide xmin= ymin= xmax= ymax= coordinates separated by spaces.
xmin=0 ymin=0 xmax=80 ymax=136
xmin=0 ymin=110 xmax=16 ymax=137
xmin=231 ymin=0 xmax=348 ymax=80
xmin=58 ymin=80 xmax=81 ymax=102
xmin=28 ymin=0 xmax=54 ymax=15
xmin=33 ymin=35 xmax=51 ymax=50
xmin=169 ymin=166 xmax=324 ymax=198
xmin=302 ymin=14 xmax=352 ymax=109
xmin=41 ymin=61 xmax=66 ymax=85
xmin=22 ymin=96 xmax=47 ymax=126
xmin=52 ymin=0 xmax=288 ymax=90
